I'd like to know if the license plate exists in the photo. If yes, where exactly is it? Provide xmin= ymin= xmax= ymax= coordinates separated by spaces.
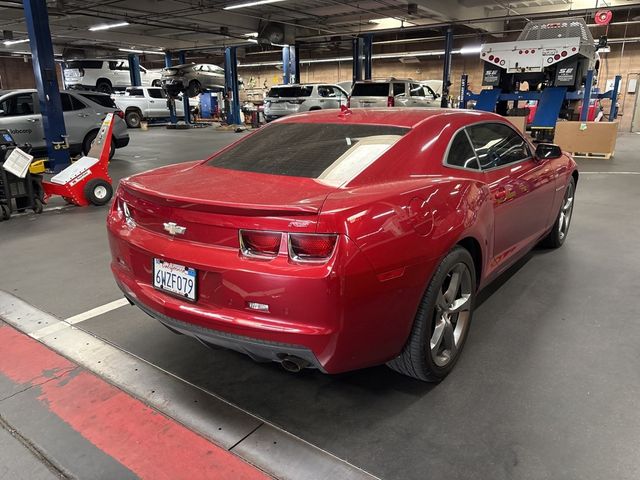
xmin=153 ymin=259 xmax=197 ymax=301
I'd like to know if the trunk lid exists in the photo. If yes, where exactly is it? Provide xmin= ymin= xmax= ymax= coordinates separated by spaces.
xmin=120 ymin=161 xmax=336 ymax=246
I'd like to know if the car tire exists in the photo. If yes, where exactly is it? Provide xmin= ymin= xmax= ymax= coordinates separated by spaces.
xmin=539 ymin=177 xmax=576 ymax=249
xmin=83 ymin=179 xmax=113 ymax=206
xmin=83 ymin=131 xmax=115 ymax=160
xmin=387 ymin=246 xmax=476 ymax=382
xmin=125 ymin=110 xmax=142 ymax=128
xmin=96 ymin=80 xmax=113 ymax=94
xmin=186 ymin=80 xmax=201 ymax=97
xmin=0 ymin=204 xmax=10 ymax=221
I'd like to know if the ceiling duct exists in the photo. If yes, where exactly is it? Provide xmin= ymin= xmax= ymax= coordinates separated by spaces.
xmin=259 ymin=23 xmax=285 ymax=45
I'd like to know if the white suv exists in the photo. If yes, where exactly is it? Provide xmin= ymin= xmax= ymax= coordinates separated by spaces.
xmin=349 ymin=78 xmax=439 ymax=108
xmin=264 ymin=84 xmax=348 ymax=122
xmin=63 ymin=59 xmax=163 ymax=94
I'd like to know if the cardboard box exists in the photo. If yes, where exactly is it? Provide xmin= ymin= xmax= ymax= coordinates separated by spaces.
xmin=506 ymin=116 xmax=527 ymax=133
xmin=553 ymin=121 xmax=618 ymax=158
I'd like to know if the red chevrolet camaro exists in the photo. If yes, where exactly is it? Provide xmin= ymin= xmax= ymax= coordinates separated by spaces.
xmin=107 ymin=108 xmax=577 ymax=381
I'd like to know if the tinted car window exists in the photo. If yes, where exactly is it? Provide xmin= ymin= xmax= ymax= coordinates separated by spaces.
xmin=147 ymin=88 xmax=166 ymax=99
xmin=393 ymin=83 xmax=406 ymax=96
xmin=446 ymin=131 xmax=480 ymax=170
xmin=467 ymin=123 xmax=530 ymax=169
xmin=351 ymin=83 xmax=390 ymax=97
xmin=64 ymin=60 xmax=103 ymax=69
xmin=78 ymin=93 xmax=116 ymax=109
xmin=409 ymin=84 xmax=424 ymax=97
xmin=208 ymin=123 xmax=409 ymax=178
xmin=60 ymin=93 xmax=85 ymax=111
xmin=267 ymin=86 xmax=313 ymax=98
xmin=0 ymin=93 xmax=35 ymax=116
xmin=128 ymin=88 xmax=144 ymax=97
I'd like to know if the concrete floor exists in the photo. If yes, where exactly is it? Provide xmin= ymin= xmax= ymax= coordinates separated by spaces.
xmin=1 ymin=126 xmax=640 ymax=480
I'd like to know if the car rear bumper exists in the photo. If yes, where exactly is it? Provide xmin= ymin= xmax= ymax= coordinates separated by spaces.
xmin=120 ymin=287 xmax=324 ymax=370
xmin=107 ymin=210 xmax=426 ymax=373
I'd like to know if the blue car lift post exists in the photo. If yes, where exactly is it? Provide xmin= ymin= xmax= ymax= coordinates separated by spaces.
xmin=459 ymin=71 xmax=622 ymax=133
xmin=164 ymin=52 xmax=178 ymax=126
xmin=178 ymin=51 xmax=191 ymax=125
xmin=127 ymin=54 xmax=142 ymax=87
xmin=352 ymin=34 xmax=373 ymax=83
xmin=224 ymin=47 xmax=241 ymax=126
xmin=23 ymin=0 xmax=70 ymax=172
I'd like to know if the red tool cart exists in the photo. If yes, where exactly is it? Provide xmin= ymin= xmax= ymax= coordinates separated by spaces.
xmin=43 ymin=113 xmax=115 ymax=207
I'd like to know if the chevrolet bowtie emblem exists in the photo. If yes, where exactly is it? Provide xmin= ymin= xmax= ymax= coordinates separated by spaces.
xmin=163 ymin=222 xmax=186 ymax=235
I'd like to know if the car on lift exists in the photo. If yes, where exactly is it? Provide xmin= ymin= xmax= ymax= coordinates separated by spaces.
xmin=263 ymin=83 xmax=349 ymax=122
xmin=0 ymin=89 xmax=129 ymax=160
xmin=62 ymin=59 xmax=163 ymax=94
xmin=107 ymin=108 xmax=577 ymax=381
xmin=113 ymin=87 xmax=185 ymax=128
xmin=349 ymin=78 xmax=439 ymax=108
xmin=161 ymin=63 xmax=225 ymax=97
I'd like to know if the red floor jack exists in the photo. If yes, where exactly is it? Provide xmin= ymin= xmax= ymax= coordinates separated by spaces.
xmin=43 ymin=113 xmax=115 ymax=206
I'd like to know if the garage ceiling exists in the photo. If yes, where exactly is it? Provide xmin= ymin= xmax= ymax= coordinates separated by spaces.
xmin=0 ymin=0 xmax=638 ymax=60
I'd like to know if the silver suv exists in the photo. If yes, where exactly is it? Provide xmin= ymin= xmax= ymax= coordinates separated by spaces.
xmin=0 ymin=89 xmax=129 ymax=160
xmin=349 ymin=78 xmax=439 ymax=108
xmin=264 ymin=84 xmax=348 ymax=122
xmin=161 ymin=63 xmax=226 ymax=97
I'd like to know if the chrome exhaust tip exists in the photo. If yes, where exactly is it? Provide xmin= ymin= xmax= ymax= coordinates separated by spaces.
xmin=280 ymin=355 xmax=309 ymax=373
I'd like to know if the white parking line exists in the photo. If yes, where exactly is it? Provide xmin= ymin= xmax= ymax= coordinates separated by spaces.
xmin=581 ymin=171 xmax=640 ymax=175
xmin=64 ymin=298 xmax=130 ymax=324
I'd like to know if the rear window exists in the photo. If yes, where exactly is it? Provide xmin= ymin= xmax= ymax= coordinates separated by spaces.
xmin=147 ymin=88 xmax=166 ymax=99
xmin=64 ymin=60 xmax=103 ymax=69
xmin=351 ymin=83 xmax=390 ymax=97
xmin=267 ymin=86 xmax=313 ymax=98
xmin=78 ymin=93 xmax=116 ymax=109
xmin=208 ymin=123 xmax=409 ymax=184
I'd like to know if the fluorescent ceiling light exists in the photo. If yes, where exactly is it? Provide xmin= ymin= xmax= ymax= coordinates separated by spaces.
xmin=459 ymin=45 xmax=482 ymax=55
xmin=238 ymin=49 xmax=455 ymax=67
xmin=118 ymin=48 xmax=165 ymax=56
xmin=224 ymin=0 xmax=286 ymax=10
xmin=369 ymin=17 xmax=415 ymax=30
xmin=247 ymin=38 xmax=258 ymax=44
xmin=89 ymin=21 xmax=130 ymax=31
xmin=12 ymin=51 xmax=62 ymax=56
xmin=243 ymin=32 xmax=259 ymax=37
xmin=3 ymin=38 xmax=29 ymax=46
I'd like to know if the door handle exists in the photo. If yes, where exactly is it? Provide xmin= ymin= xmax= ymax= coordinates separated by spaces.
xmin=77 ymin=113 xmax=89 ymax=117
xmin=27 ymin=118 xmax=39 ymax=123
xmin=149 ymin=100 xmax=155 ymax=103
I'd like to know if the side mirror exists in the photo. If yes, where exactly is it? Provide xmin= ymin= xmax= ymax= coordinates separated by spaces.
xmin=535 ymin=143 xmax=562 ymax=160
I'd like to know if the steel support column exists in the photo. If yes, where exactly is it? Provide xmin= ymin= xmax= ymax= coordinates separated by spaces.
xmin=293 ymin=44 xmax=300 ymax=84
xmin=459 ymin=74 xmax=469 ymax=109
xmin=441 ymin=26 xmax=454 ymax=108
xmin=580 ymin=69 xmax=595 ymax=122
xmin=23 ymin=0 xmax=69 ymax=172
xmin=164 ymin=52 xmax=177 ymax=124
xmin=179 ymin=51 xmax=190 ymax=124
xmin=224 ymin=47 xmax=240 ymax=125
xmin=127 ymin=54 xmax=141 ymax=86
xmin=362 ymin=34 xmax=373 ymax=80
xmin=352 ymin=37 xmax=363 ymax=83
xmin=282 ymin=46 xmax=291 ymax=85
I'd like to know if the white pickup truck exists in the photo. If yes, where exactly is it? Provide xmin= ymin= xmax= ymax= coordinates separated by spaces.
xmin=113 ymin=87 xmax=185 ymax=128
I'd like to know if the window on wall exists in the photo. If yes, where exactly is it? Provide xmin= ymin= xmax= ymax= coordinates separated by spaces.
xmin=466 ymin=123 xmax=531 ymax=169
xmin=446 ymin=131 xmax=480 ymax=170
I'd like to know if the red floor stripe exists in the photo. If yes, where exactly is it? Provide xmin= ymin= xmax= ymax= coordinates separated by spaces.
xmin=0 ymin=325 xmax=271 ymax=480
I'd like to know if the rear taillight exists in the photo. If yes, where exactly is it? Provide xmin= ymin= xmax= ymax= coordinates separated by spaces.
xmin=114 ymin=109 xmax=124 ymax=119
xmin=387 ymin=95 xmax=394 ymax=107
xmin=239 ymin=230 xmax=282 ymax=258
xmin=288 ymin=233 xmax=337 ymax=263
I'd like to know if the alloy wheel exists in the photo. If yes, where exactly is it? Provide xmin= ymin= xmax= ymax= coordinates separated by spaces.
xmin=430 ymin=263 xmax=472 ymax=367
xmin=558 ymin=181 xmax=575 ymax=241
